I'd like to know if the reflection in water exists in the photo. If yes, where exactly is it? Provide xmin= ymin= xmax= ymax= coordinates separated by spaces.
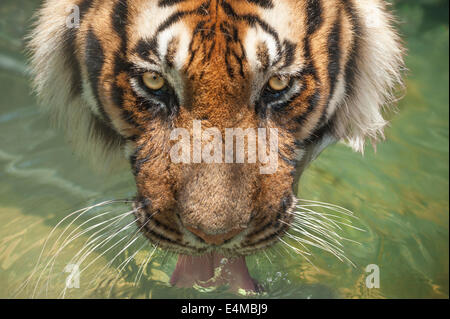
xmin=0 ymin=0 xmax=448 ymax=298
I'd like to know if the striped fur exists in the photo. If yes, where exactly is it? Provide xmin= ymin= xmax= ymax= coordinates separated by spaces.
xmin=28 ymin=0 xmax=404 ymax=256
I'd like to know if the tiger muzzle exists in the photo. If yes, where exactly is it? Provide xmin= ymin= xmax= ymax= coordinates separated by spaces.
xmin=176 ymin=164 xmax=257 ymax=246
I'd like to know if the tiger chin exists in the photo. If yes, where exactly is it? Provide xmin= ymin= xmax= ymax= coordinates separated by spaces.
xmin=28 ymin=0 xmax=404 ymax=294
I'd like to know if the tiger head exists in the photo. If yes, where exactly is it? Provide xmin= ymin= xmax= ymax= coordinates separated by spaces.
xmin=29 ymin=0 xmax=403 ymax=259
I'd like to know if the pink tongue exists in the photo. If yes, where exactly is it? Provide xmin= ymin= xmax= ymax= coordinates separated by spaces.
xmin=170 ymin=253 xmax=258 ymax=293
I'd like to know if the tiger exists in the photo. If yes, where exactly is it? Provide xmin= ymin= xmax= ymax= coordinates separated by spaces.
xmin=28 ymin=0 xmax=404 ymax=293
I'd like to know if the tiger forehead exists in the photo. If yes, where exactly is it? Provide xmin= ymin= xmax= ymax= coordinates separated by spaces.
xmin=127 ymin=0 xmax=305 ymax=73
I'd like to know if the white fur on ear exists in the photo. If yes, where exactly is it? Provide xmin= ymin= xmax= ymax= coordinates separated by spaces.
xmin=333 ymin=0 xmax=405 ymax=153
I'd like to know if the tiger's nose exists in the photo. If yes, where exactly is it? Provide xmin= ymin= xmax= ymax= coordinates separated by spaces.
xmin=186 ymin=226 xmax=244 ymax=245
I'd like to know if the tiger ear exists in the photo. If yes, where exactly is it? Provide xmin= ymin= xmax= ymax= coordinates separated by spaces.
xmin=332 ymin=0 xmax=405 ymax=153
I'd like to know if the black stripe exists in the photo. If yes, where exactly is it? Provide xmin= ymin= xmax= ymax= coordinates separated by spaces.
xmin=246 ymin=0 xmax=274 ymax=8
xmin=78 ymin=0 xmax=94 ymax=17
xmin=298 ymin=12 xmax=343 ymax=142
xmin=112 ymin=0 xmax=129 ymax=53
xmin=137 ymin=209 xmax=186 ymax=246
xmin=249 ymin=220 xmax=274 ymax=239
xmin=148 ymin=215 xmax=182 ymax=236
xmin=110 ymin=50 xmax=145 ymax=133
xmin=129 ymin=143 xmax=146 ymax=169
xmin=341 ymin=0 xmax=362 ymax=99
xmin=281 ymin=40 xmax=297 ymax=69
xmin=290 ymin=0 xmax=323 ymax=132
xmin=306 ymin=0 xmax=323 ymax=35
xmin=158 ymin=0 xmax=187 ymax=7
xmin=165 ymin=37 xmax=179 ymax=68
xmin=64 ymin=1 xmax=125 ymax=146
xmin=122 ymin=107 xmax=144 ymax=129
xmin=85 ymin=28 xmax=111 ymax=124
xmin=62 ymin=0 xmax=94 ymax=99
xmin=111 ymin=0 xmax=133 ymax=131
xmin=158 ymin=2 xmax=213 ymax=36
xmin=244 ymin=220 xmax=290 ymax=249
xmin=143 ymin=226 xmax=185 ymax=246
xmin=133 ymin=154 xmax=150 ymax=176
xmin=270 ymin=90 xmax=303 ymax=114
xmin=135 ymin=2 xmax=209 ymax=61
xmin=206 ymin=39 xmax=216 ymax=61
xmin=184 ymin=21 xmax=206 ymax=71
xmin=157 ymin=10 xmax=191 ymax=34
xmin=232 ymin=50 xmax=245 ymax=77
xmin=297 ymin=113 xmax=336 ymax=148
xmin=221 ymin=22 xmax=246 ymax=79
xmin=247 ymin=203 xmax=285 ymax=240
xmin=135 ymin=38 xmax=160 ymax=61
xmin=294 ymin=87 xmax=320 ymax=125
xmin=303 ymin=0 xmax=323 ymax=77
xmin=279 ymin=152 xmax=297 ymax=167
xmin=64 ymin=28 xmax=83 ymax=99
xmin=126 ymin=134 xmax=139 ymax=142
xmin=327 ymin=14 xmax=342 ymax=102
xmin=220 ymin=0 xmax=282 ymax=60
xmin=109 ymin=75 xmax=144 ymax=131
xmin=256 ymin=42 xmax=270 ymax=71
xmin=303 ymin=0 xmax=323 ymax=71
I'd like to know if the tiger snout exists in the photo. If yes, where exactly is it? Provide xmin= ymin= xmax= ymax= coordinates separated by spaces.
xmin=176 ymin=164 xmax=256 ymax=245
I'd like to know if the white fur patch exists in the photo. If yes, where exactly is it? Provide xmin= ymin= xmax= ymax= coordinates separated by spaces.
xmin=334 ymin=0 xmax=404 ymax=153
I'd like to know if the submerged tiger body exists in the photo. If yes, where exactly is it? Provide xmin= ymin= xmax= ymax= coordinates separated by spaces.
xmin=29 ymin=0 xmax=403 ymax=286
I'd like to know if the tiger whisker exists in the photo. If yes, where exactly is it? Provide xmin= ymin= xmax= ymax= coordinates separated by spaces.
xmin=285 ymin=230 xmax=348 ymax=263
xmin=79 ymin=231 xmax=139 ymax=278
xmin=49 ymin=209 xmax=140 ymax=296
xmin=59 ymin=225 xmax=137 ymax=299
xmin=296 ymin=198 xmax=357 ymax=216
xmin=48 ymin=200 xmax=132 ymax=256
xmin=291 ymin=208 xmax=346 ymax=230
xmin=292 ymin=205 xmax=364 ymax=238
xmin=67 ymin=214 xmax=140 ymax=273
xmin=295 ymin=207 xmax=365 ymax=232
xmin=291 ymin=214 xmax=365 ymax=244
xmin=28 ymin=200 xmax=131 ymax=298
xmin=291 ymin=215 xmax=343 ymax=238
xmin=289 ymin=216 xmax=354 ymax=249
xmin=27 ymin=201 xmax=113 ymax=298
xmin=294 ymin=211 xmax=366 ymax=232
xmin=106 ymin=242 xmax=148 ymax=298
xmin=44 ymin=209 xmax=128 ymax=295
xmin=275 ymin=197 xmax=366 ymax=268
xmin=288 ymin=218 xmax=345 ymax=247
xmin=281 ymin=219 xmax=348 ymax=259
xmin=134 ymin=244 xmax=159 ymax=286
xmin=262 ymin=249 xmax=273 ymax=265
xmin=277 ymin=237 xmax=316 ymax=269
xmin=42 ymin=207 xmax=138 ymax=296
xmin=88 ymin=212 xmax=157 ymax=287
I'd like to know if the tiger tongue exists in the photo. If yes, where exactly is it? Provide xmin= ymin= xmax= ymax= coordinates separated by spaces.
xmin=170 ymin=253 xmax=257 ymax=293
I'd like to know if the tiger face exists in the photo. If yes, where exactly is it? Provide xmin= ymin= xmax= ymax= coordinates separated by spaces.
xmin=29 ymin=0 xmax=403 ymax=283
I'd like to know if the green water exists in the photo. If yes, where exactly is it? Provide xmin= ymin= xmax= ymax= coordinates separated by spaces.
xmin=0 ymin=0 xmax=448 ymax=299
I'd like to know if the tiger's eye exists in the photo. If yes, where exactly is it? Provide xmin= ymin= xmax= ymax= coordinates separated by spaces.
xmin=268 ymin=76 xmax=290 ymax=91
xmin=142 ymin=72 xmax=165 ymax=90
